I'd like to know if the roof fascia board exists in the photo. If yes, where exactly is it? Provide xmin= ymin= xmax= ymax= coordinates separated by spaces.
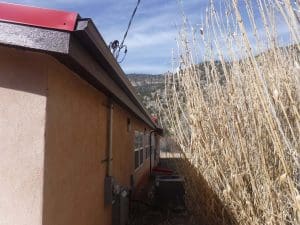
xmin=75 ymin=19 xmax=158 ymax=128
xmin=66 ymin=35 xmax=156 ymax=128
xmin=0 ymin=20 xmax=159 ymax=129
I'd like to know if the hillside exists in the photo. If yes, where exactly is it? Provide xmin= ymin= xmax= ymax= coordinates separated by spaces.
xmin=126 ymin=62 xmax=225 ymax=115
xmin=127 ymin=73 xmax=166 ymax=115
xmin=126 ymin=45 xmax=297 ymax=121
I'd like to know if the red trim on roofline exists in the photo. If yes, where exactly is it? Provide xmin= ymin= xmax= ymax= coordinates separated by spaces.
xmin=0 ymin=2 xmax=78 ymax=31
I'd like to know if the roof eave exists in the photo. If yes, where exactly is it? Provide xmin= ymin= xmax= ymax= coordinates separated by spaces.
xmin=73 ymin=19 xmax=160 ymax=129
xmin=0 ymin=20 xmax=161 ymax=131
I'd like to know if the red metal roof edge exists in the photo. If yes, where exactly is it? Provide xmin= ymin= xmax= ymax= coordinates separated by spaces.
xmin=0 ymin=2 xmax=78 ymax=31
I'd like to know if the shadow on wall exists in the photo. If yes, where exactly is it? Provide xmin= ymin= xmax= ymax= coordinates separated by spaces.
xmin=42 ymin=63 xmax=111 ymax=225
xmin=0 ymin=47 xmax=48 ymax=96
xmin=160 ymin=158 xmax=238 ymax=225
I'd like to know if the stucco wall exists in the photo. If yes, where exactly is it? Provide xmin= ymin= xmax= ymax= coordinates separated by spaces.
xmin=111 ymin=104 xmax=134 ymax=187
xmin=0 ymin=45 xmax=158 ymax=225
xmin=130 ymin=116 xmax=152 ymax=191
xmin=111 ymin=104 xmax=151 ymax=188
xmin=43 ymin=58 xmax=111 ymax=225
xmin=43 ymin=56 xmax=155 ymax=225
xmin=0 ymin=43 xmax=159 ymax=225
xmin=0 ymin=46 xmax=47 ymax=225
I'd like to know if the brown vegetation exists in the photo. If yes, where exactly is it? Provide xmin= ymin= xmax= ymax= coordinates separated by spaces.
xmin=158 ymin=0 xmax=300 ymax=224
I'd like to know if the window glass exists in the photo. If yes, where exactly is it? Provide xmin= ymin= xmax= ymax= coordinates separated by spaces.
xmin=134 ymin=150 xmax=139 ymax=169
xmin=134 ymin=131 xmax=140 ymax=149
xmin=134 ymin=131 xmax=145 ymax=169
xmin=145 ymin=132 xmax=150 ymax=159
xmin=140 ymin=148 xmax=144 ymax=164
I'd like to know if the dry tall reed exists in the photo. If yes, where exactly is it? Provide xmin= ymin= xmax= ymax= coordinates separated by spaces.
xmin=158 ymin=0 xmax=300 ymax=224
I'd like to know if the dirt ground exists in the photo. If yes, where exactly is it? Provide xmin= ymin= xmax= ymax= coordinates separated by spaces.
xmin=128 ymin=158 xmax=199 ymax=225
xmin=128 ymin=200 xmax=198 ymax=225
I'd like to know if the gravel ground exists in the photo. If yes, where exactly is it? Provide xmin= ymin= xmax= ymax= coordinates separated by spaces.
xmin=128 ymin=157 xmax=203 ymax=225
xmin=128 ymin=201 xmax=199 ymax=225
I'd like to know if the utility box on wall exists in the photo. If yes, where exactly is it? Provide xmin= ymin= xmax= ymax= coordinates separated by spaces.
xmin=112 ymin=190 xmax=129 ymax=225
xmin=104 ymin=176 xmax=114 ymax=205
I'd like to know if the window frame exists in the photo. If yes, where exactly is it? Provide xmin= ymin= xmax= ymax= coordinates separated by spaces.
xmin=145 ymin=132 xmax=150 ymax=159
xmin=134 ymin=131 xmax=144 ymax=170
xmin=151 ymin=133 xmax=156 ymax=160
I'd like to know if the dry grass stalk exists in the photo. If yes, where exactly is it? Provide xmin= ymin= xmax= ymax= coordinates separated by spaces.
xmin=158 ymin=0 xmax=300 ymax=224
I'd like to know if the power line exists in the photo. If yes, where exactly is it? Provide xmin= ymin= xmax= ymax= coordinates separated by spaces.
xmin=109 ymin=0 xmax=142 ymax=63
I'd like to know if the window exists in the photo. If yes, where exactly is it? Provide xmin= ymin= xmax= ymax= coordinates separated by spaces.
xmin=145 ymin=132 xmax=150 ymax=159
xmin=140 ymin=147 xmax=144 ymax=164
xmin=134 ymin=131 xmax=144 ymax=169
xmin=151 ymin=134 xmax=156 ymax=159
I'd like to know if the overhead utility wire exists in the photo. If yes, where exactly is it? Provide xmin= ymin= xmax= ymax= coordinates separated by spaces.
xmin=109 ymin=0 xmax=142 ymax=63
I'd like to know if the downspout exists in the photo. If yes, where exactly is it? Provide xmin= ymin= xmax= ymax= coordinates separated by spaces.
xmin=107 ymin=99 xmax=114 ymax=176
xmin=104 ymin=99 xmax=114 ymax=205
xmin=149 ymin=130 xmax=156 ymax=176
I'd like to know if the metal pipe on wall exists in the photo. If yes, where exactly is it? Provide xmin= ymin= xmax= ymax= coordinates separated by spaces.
xmin=107 ymin=99 xmax=114 ymax=176
xmin=149 ymin=130 xmax=156 ymax=175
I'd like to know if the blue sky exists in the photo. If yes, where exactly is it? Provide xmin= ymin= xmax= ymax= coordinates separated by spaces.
xmin=7 ymin=0 xmax=297 ymax=74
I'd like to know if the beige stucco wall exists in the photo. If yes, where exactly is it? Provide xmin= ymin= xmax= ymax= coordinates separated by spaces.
xmin=43 ymin=56 xmax=154 ymax=225
xmin=128 ymin=115 xmax=151 ymax=190
xmin=43 ymin=58 xmax=111 ymax=225
xmin=111 ymin=104 xmax=152 ymax=188
xmin=0 ymin=46 xmax=47 ymax=225
xmin=0 ymin=44 xmax=158 ymax=225
xmin=111 ymin=104 xmax=134 ymax=187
